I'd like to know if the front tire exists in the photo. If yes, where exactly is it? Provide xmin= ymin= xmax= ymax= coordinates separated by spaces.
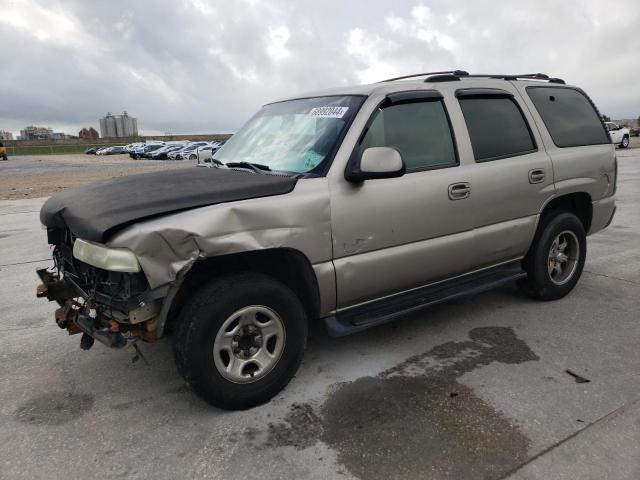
xmin=518 ymin=211 xmax=586 ymax=301
xmin=173 ymin=273 xmax=307 ymax=410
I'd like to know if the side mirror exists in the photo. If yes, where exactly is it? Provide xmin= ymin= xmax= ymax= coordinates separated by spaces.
xmin=345 ymin=146 xmax=406 ymax=182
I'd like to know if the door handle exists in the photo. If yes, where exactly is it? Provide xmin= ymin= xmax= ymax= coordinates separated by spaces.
xmin=528 ymin=168 xmax=546 ymax=184
xmin=448 ymin=182 xmax=471 ymax=200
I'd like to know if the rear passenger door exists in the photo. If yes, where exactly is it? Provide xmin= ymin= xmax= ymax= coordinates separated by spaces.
xmin=455 ymin=88 xmax=555 ymax=268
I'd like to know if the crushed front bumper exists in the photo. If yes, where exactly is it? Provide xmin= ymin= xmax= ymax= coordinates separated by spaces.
xmin=36 ymin=267 xmax=161 ymax=350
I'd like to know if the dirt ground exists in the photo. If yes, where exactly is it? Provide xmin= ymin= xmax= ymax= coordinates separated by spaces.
xmin=0 ymin=154 xmax=194 ymax=200
xmin=0 ymin=139 xmax=637 ymax=200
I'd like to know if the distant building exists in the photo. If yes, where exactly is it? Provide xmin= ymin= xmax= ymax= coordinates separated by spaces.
xmin=78 ymin=127 xmax=100 ymax=139
xmin=19 ymin=126 xmax=71 ymax=140
xmin=0 ymin=130 xmax=13 ymax=140
xmin=20 ymin=125 xmax=54 ymax=140
xmin=99 ymin=111 xmax=138 ymax=138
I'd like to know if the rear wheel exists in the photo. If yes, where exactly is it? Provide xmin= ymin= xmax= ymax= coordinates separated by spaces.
xmin=173 ymin=273 xmax=307 ymax=410
xmin=620 ymin=136 xmax=629 ymax=148
xmin=518 ymin=211 xmax=586 ymax=301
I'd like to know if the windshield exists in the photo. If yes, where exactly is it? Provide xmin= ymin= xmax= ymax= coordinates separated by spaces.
xmin=213 ymin=95 xmax=363 ymax=174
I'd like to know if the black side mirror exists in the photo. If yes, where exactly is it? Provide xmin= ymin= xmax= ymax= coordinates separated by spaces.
xmin=345 ymin=146 xmax=406 ymax=182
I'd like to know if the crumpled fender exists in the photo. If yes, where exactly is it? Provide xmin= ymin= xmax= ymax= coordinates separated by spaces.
xmin=106 ymin=178 xmax=333 ymax=290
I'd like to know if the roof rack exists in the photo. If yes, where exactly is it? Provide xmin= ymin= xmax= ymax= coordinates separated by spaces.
xmin=379 ymin=70 xmax=470 ymax=82
xmin=380 ymin=71 xmax=565 ymax=84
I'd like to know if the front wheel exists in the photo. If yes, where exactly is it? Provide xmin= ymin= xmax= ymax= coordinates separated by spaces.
xmin=518 ymin=211 xmax=586 ymax=301
xmin=620 ymin=136 xmax=629 ymax=148
xmin=173 ymin=273 xmax=307 ymax=410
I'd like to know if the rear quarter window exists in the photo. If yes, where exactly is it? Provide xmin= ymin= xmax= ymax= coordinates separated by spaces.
xmin=526 ymin=87 xmax=609 ymax=148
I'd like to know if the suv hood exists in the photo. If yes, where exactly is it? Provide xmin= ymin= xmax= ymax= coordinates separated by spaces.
xmin=40 ymin=167 xmax=298 ymax=243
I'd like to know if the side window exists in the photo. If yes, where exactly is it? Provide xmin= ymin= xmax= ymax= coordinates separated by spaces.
xmin=360 ymin=100 xmax=457 ymax=171
xmin=458 ymin=96 xmax=536 ymax=161
xmin=527 ymin=87 xmax=609 ymax=147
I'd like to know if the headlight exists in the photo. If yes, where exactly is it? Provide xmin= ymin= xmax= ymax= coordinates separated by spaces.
xmin=73 ymin=238 xmax=140 ymax=273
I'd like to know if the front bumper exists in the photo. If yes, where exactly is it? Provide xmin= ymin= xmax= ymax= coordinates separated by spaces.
xmin=36 ymin=254 xmax=162 ymax=350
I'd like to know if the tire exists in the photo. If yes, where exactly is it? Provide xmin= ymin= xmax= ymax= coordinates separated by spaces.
xmin=620 ymin=136 xmax=629 ymax=148
xmin=518 ymin=211 xmax=586 ymax=301
xmin=189 ymin=154 xmax=197 ymax=160
xmin=173 ymin=272 xmax=307 ymax=410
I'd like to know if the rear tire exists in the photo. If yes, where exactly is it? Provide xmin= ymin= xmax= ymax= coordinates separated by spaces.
xmin=620 ymin=136 xmax=629 ymax=148
xmin=173 ymin=272 xmax=307 ymax=410
xmin=518 ymin=211 xmax=586 ymax=301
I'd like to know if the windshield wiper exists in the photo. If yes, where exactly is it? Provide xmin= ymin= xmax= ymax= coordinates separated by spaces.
xmin=224 ymin=161 xmax=271 ymax=174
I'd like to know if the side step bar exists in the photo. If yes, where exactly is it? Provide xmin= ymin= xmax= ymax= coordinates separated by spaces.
xmin=324 ymin=261 xmax=526 ymax=337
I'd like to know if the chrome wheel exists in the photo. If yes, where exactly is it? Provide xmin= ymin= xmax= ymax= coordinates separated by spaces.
xmin=621 ymin=137 xmax=629 ymax=148
xmin=213 ymin=306 xmax=286 ymax=384
xmin=548 ymin=230 xmax=579 ymax=285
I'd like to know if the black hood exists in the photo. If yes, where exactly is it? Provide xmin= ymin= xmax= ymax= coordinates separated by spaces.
xmin=40 ymin=167 xmax=298 ymax=242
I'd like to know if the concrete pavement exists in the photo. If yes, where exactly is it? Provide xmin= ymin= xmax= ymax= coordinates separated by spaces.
xmin=0 ymin=148 xmax=638 ymax=480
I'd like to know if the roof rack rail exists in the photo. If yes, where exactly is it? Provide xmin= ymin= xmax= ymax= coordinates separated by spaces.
xmin=379 ymin=71 xmax=565 ymax=84
xmin=379 ymin=70 xmax=470 ymax=82
xmin=461 ymin=73 xmax=566 ymax=84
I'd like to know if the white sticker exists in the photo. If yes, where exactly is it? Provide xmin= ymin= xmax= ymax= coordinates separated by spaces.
xmin=309 ymin=106 xmax=349 ymax=118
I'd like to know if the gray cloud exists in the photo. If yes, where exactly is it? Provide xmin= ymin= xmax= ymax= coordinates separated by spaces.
xmin=0 ymin=0 xmax=638 ymax=137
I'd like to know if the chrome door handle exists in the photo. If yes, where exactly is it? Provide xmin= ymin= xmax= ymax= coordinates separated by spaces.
xmin=529 ymin=168 xmax=546 ymax=184
xmin=448 ymin=182 xmax=471 ymax=200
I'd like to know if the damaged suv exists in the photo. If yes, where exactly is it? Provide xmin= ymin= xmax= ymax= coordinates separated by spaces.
xmin=37 ymin=71 xmax=617 ymax=410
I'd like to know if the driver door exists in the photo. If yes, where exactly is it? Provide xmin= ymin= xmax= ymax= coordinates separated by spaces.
xmin=329 ymin=92 xmax=476 ymax=308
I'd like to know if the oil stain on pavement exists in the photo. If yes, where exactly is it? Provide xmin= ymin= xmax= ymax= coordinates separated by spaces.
xmin=259 ymin=327 xmax=539 ymax=480
xmin=14 ymin=391 xmax=94 ymax=425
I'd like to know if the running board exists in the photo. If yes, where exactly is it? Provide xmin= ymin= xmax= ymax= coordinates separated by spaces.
xmin=324 ymin=262 xmax=526 ymax=337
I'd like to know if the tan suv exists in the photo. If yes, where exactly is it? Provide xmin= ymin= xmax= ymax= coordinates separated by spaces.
xmin=37 ymin=71 xmax=617 ymax=409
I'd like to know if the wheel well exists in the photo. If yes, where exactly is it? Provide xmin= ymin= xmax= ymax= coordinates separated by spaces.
xmin=542 ymin=192 xmax=592 ymax=232
xmin=167 ymin=248 xmax=321 ymax=328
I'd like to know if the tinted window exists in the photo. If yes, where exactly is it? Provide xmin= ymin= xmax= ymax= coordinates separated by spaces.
xmin=459 ymin=97 xmax=536 ymax=161
xmin=360 ymin=100 xmax=457 ymax=171
xmin=527 ymin=87 xmax=609 ymax=147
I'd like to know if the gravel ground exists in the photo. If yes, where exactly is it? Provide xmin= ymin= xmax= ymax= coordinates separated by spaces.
xmin=0 ymin=154 xmax=194 ymax=200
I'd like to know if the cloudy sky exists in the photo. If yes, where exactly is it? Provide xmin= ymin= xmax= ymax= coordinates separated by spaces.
xmin=1 ymin=0 xmax=638 ymax=136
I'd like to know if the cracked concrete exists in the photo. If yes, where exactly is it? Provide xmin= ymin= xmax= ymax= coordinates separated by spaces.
xmin=0 ymin=147 xmax=638 ymax=479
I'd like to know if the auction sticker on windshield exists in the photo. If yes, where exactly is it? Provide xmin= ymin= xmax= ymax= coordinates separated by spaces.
xmin=309 ymin=106 xmax=349 ymax=118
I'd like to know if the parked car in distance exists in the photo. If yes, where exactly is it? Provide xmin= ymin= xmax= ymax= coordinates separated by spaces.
xmin=94 ymin=147 xmax=112 ymax=155
xmin=97 ymin=146 xmax=127 ymax=155
xmin=0 ymin=142 xmax=7 ymax=161
xmin=130 ymin=143 xmax=165 ymax=159
xmin=174 ymin=142 xmax=210 ymax=160
xmin=149 ymin=145 xmax=186 ymax=160
xmin=630 ymin=127 xmax=640 ymax=137
xmin=605 ymin=122 xmax=630 ymax=148
xmin=124 ymin=142 xmax=146 ymax=152
xmin=37 ymin=71 xmax=617 ymax=410
xmin=196 ymin=142 xmax=221 ymax=163
xmin=84 ymin=147 xmax=100 ymax=154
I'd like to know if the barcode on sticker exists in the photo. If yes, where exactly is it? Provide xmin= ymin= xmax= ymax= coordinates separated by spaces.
xmin=309 ymin=106 xmax=349 ymax=118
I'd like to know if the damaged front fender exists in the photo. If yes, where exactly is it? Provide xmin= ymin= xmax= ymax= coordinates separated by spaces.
xmin=106 ymin=179 xmax=335 ymax=332
xmin=107 ymin=179 xmax=333 ymax=288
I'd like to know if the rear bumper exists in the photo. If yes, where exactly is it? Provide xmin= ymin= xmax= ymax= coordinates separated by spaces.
xmin=589 ymin=196 xmax=616 ymax=235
